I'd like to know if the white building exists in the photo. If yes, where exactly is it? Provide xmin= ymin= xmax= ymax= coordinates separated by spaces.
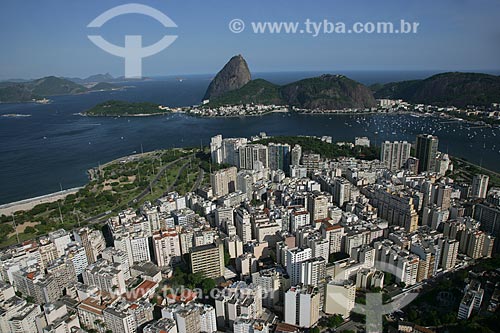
xmin=284 ymin=285 xmax=320 ymax=328
xmin=64 ymin=243 xmax=89 ymax=277
xmin=152 ymin=230 xmax=182 ymax=267
xmin=82 ymin=259 xmax=127 ymax=294
xmin=324 ymin=280 xmax=356 ymax=318
xmin=48 ymin=229 xmax=72 ymax=257
xmin=286 ymin=248 xmax=312 ymax=285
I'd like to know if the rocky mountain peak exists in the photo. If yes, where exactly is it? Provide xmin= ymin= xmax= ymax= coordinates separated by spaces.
xmin=203 ymin=54 xmax=251 ymax=100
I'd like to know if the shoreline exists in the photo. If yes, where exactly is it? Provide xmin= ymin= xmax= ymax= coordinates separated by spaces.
xmin=78 ymin=111 xmax=172 ymax=118
xmin=0 ymin=187 xmax=83 ymax=216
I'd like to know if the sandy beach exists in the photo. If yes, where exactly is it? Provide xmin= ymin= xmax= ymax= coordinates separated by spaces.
xmin=0 ymin=187 xmax=83 ymax=216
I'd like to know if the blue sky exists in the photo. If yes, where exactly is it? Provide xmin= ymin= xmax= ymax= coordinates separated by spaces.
xmin=0 ymin=0 xmax=499 ymax=79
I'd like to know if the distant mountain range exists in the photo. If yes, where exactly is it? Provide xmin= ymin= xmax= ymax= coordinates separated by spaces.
xmin=64 ymin=73 xmax=151 ymax=84
xmin=205 ymin=55 xmax=500 ymax=109
xmin=0 ymin=76 xmax=119 ymax=103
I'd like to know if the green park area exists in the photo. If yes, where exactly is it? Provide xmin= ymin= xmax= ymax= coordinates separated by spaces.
xmin=0 ymin=147 xmax=210 ymax=248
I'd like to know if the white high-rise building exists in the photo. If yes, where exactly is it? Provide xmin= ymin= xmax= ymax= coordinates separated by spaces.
xmin=299 ymin=257 xmax=326 ymax=287
xmin=321 ymin=222 xmax=345 ymax=254
xmin=215 ymin=281 xmax=263 ymax=329
xmin=286 ymin=247 xmax=312 ymax=285
xmin=152 ymin=230 xmax=181 ymax=267
xmin=251 ymin=267 xmax=291 ymax=309
xmin=198 ymin=304 xmax=217 ymax=333
xmin=239 ymin=144 xmax=268 ymax=170
xmin=114 ymin=232 xmax=151 ymax=265
xmin=235 ymin=208 xmax=253 ymax=243
xmin=324 ymin=280 xmax=355 ymax=318
xmin=48 ymin=229 xmax=72 ymax=257
xmin=472 ymin=174 xmax=489 ymax=199
xmin=211 ymin=167 xmax=238 ymax=197
xmin=101 ymin=248 xmax=131 ymax=281
xmin=380 ymin=141 xmax=411 ymax=171
xmin=65 ymin=243 xmax=89 ymax=277
xmin=290 ymin=209 xmax=310 ymax=233
xmin=284 ymin=285 xmax=320 ymax=328
xmin=82 ymin=259 xmax=127 ymax=294
xmin=210 ymin=135 xmax=223 ymax=164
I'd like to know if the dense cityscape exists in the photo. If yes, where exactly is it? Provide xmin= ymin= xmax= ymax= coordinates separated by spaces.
xmin=1 ymin=1 xmax=500 ymax=333
xmin=0 ymin=130 xmax=499 ymax=333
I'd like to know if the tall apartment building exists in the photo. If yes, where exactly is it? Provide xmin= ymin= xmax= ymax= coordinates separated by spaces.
xmin=380 ymin=141 xmax=411 ymax=171
xmin=324 ymin=280 xmax=356 ymax=318
xmin=12 ymin=268 xmax=61 ymax=305
xmin=268 ymin=143 xmax=291 ymax=173
xmin=82 ymin=259 xmax=127 ymax=294
xmin=210 ymin=135 xmax=223 ymax=164
xmin=211 ymin=167 xmax=238 ymax=197
xmin=152 ymin=230 xmax=182 ymax=267
xmin=37 ymin=239 xmax=59 ymax=270
xmin=101 ymin=248 xmax=131 ymax=281
xmin=215 ymin=282 xmax=263 ymax=329
xmin=65 ymin=243 xmax=89 ymax=277
xmin=235 ymin=208 xmax=253 ymax=243
xmin=103 ymin=304 xmax=136 ymax=333
xmin=290 ymin=208 xmax=310 ymax=233
xmin=474 ymin=203 xmax=500 ymax=252
xmin=321 ymin=222 xmax=345 ymax=254
xmin=415 ymin=134 xmax=439 ymax=173
xmin=472 ymin=174 xmax=489 ymax=199
xmin=299 ymin=257 xmax=326 ymax=287
xmin=251 ymin=267 xmax=291 ymax=309
xmin=286 ymin=248 xmax=312 ymax=285
xmin=307 ymin=192 xmax=329 ymax=222
xmin=189 ymin=242 xmax=224 ymax=279
xmin=48 ymin=229 xmax=72 ymax=257
xmin=46 ymin=257 xmax=77 ymax=293
xmin=333 ymin=178 xmax=351 ymax=207
xmin=284 ymin=285 xmax=320 ymax=328
xmin=439 ymin=238 xmax=459 ymax=270
xmin=113 ymin=232 xmax=151 ymax=265
xmin=73 ymin=227 xmax=106 ymax=264
xmin=0 ymin=297 xmax=41 ymax=333
xmin=239 ymin=144 xmax=268 ymax=170
xmin=291 ymin=144 xmax=302 ymax=166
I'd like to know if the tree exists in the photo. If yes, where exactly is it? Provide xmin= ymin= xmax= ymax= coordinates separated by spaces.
xmin=201 ymin=278 xmax=216 ymax=294
xmin=327 ymin=314 xmax=344 ymax=328
xmin=23 ymin=226 xmax=36 ymax=234
xmin=311 ymin=327 xmax=320 ymax=333
xmin=189 ymin=272 xmax=205 ymax=287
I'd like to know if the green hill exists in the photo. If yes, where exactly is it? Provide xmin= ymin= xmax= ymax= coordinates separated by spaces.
xmin=280 ymin=74 xmax=377 ymax=109
xmin=374 ymin=72 xmax=500 ymax=107
xmin=84 ymin=100 xmax=168 ymax=116
xmin=31 ymin=76 xmax=87 ymax=96
xmin=209 ymin=75 xmax=377 ymax=109
xmin=208 ymin=79 xmax=283 ymax=106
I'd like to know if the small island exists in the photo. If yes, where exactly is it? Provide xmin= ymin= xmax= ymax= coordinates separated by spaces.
xmin=84 ymin=100 xmax=171 ymax=117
